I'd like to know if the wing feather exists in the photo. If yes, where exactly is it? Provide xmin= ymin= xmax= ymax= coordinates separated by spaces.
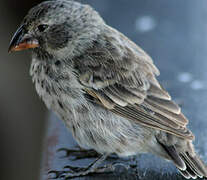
xmin=74 ymin=31 xmax=194 ymax=140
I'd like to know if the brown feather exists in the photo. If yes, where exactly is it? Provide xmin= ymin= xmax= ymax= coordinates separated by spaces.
xmin=143 ymin=99 xmax=188 ymax=126
xmin=157 ymin=143 xmax=186 ymax=170
xmin=111 ymin=104 xmax=194 ymax=139
xmin=147 ymin=83 xmax=171 ymax=100
xmin=178 ymin=170 xmax=191 ymax=179
xmin=180 ymin=152 xmax=207 ymax=178
xmin=147 ymin=96 xmax=181 ymax=114
xmin=104 ymin=85 xmax=144 ymax=104
xmin=86 ymin=87 xmax=194 ymax=140
xmin=79 ymin=32 xmax=194 ymax=141
xmin=102 ymin=87 xmax=128 ymax=106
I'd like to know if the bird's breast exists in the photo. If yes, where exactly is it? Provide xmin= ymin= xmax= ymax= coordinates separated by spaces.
xmin=30 ymin=58 xmax=56 ymax=110
xmin=29 ymin=57 xmax=86 ymax=111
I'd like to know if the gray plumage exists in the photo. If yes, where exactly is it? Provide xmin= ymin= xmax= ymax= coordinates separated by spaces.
xmin=9 ymin=0 xmax=207 ymax=179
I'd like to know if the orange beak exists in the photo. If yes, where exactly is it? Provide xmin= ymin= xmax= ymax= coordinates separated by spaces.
xmin=8 ymin=24 xmax=39 ymax=53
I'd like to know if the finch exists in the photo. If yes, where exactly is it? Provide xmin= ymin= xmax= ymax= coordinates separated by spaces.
xmin=9 ymin=0 xmax=207 ymax=179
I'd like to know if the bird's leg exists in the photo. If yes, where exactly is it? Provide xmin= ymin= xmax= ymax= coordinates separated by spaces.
xmin=58 ymin=146 xmax=99 ymax=160
xmin=49 ymin=154 xmax=110 ymax=179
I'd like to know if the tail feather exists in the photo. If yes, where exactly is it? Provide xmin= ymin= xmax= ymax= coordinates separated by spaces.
xmin=158 ymin=142 xmax=186 ymax=170
xmin=179 ymin=167 xmax=197 ymax=179
xmin=158 ymin=142 xmax=207 ymax=179
xmin=185 ymin=166 xmax=198 ymax=179
xmin=179 ymin=169 xmax=191 ymax=179
xmin=180 ymin=152 xmax=207 ymax=178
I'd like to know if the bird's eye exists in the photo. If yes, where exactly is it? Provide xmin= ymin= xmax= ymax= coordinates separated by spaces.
xmin=37 ymin=24 xmax=48 ymax=32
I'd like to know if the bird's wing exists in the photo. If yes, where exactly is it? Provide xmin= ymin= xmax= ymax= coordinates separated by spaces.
xmin=74 ymin=32 xmax=194 ymax=140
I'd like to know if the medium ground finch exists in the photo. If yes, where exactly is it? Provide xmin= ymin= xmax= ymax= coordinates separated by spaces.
xmin=9 ymin=0 xmax=207 ymax=179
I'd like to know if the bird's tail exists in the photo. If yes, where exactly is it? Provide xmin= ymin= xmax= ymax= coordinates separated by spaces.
xmin=158 ymin=141 xmax=207 ymax=179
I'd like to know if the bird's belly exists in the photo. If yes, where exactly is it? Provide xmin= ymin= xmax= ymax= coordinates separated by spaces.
xmin=61 ymin=104 xmax=154 ymax=157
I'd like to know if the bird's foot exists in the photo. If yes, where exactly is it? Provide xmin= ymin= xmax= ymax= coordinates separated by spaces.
xmin=58 ymin=146 xmax=99 ymax=160
xmin=49 ymin=154 xmax=107 ymax=179
xmin=49 ymin=161 xmax=132 ymax=179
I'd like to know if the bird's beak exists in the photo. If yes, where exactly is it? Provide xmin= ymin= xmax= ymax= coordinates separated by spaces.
xmin=8 ymin=24 xmax=39 ymax=53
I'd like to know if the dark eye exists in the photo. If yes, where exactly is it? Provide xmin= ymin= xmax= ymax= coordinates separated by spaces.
xmin=37 ymin=24 xmax=48 ymax=32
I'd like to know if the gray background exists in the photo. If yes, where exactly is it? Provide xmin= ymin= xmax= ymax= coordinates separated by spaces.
xmin=1 ymin=0 xmax=207 ymax=180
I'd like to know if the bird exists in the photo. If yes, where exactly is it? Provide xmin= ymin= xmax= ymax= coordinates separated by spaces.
xmin=8 ymin=0 xmax=207 ymax=179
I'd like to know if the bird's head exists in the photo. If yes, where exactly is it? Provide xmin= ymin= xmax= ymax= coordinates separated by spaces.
xmin=8 ymin=0 xmax=104 ymax=59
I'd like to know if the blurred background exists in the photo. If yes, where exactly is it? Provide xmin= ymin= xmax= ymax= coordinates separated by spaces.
xmin=1 ymin=0 xmax=207 ymax=180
